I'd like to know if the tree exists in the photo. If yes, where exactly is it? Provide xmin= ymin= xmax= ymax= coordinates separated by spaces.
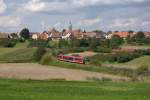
xmin=89 ymin=38 xmax=100 ymax=49
xmin=20 ymin=28 xmax=30 ymax=39
xmin=33 ymin=47 xmax=46 ymax=61
xmin=59 ymin=39 xmax=70 ymax=48
xmin=126 ymin=35 xmax=132 ymax=44
xmin=80 ymin=38 xmax=89 ymax=47
xmin=110 ymin=35 xmax=124 ymax=48
xmin=132 ymin=31 xmax=145 ymax=44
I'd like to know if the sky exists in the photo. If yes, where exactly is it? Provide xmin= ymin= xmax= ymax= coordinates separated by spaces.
xmin=0 ymin=0 xmax=150 ymax=32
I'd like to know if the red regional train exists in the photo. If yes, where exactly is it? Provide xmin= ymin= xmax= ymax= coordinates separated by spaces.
xmin=57 ymin=54 xmax=85 ymax=64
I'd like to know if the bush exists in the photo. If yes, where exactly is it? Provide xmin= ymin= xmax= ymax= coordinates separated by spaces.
xmin=73 ymin=48 xmax=85 ymax=53
xmin=29 ymin=39 xmax=48 ymax=47
xmin=48 ymin=41 xmax=59 ymax=49
xmin=90 ymin=60 xmax=102 ymax=66
xmin=33 ymin=47 xmax=46 ymax=61
xmin=137 ymin=65 xmax=149 ymax=75
xmin=94 ymin=46 xmax=111 ymax=53
xmin=40 ymin=54 xmax=54 ymax=65
xmin=0 ymin=38 xmax=17 ymax=47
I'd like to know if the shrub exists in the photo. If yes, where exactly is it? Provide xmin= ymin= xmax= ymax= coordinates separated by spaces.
xmin=29 ymin=39 xmax=48 ymax=47
xmin=137 ymin=65 xmax=149 ymax=75
xmin=73 ymin=48 xmax=85 ymax=53
xmin=101 ymin=77 xmax=112 ymax=82
xmin=0 ymin=38 xmax=17 ymax=47
xmin=33 ymin=47 xmax=46 ymax=61
xmin=94 ymin=46 xmax=111 ymax=53
xmin=90 ymin=60 xmax=102 ymax=66
xmin=48 ymin=41 xmax=59 ymax=49
xmin=40 ymin=54 xmax=54 ymax=65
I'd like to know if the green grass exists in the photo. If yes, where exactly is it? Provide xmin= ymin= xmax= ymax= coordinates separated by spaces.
xmin=0 ymin=48 xmax=37 ymax=63
xmin=0 ymin=41 xmax=29 ymax=56
xmin=107 ymin=56 xmax=150 ymax=70
xmin=125 ymin=56 xmax=150 ymax=68
xmin=0 ymin=79 xmax=149 ymax=100
xmin=15 ymin=41 xmax=29 ymax=48
xmin=0 ymin=48 xmax=21 ymax=56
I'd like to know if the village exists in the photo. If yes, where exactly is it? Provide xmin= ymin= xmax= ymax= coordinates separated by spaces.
xmin=1 ymin=22 xmax=150 ymax=41
xmin=0 ymin=0 xmax=150 ymax=99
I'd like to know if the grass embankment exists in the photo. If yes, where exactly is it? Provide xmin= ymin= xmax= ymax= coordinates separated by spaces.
xmin=0 ymin=48 xmax=20 ymax=56
xmin=107 ymin=56 xmax=150 ymax=69
xmin=125 ymin=56 xmax=150 ymax=68
xmin=0 ymin=48 xmax=36 ymax=63
xmin=0 ymin=79 xmax=149 ymax=100
xmin=41 ymin=56 xmax=136 ymax=78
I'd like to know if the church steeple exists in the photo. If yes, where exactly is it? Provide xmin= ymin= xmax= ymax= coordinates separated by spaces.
xmin=69 ymin=21 xmax=72 ymax=31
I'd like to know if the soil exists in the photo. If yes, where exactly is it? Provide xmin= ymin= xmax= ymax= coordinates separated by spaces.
xmin=0 ymin=63 xmax=129 ymax=81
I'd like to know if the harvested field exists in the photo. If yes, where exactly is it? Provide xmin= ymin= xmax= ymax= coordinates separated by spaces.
xmin=0 ymin=63 xmax=129 ymax=81
xmin=68 ymin=51 xmax=97 ymax=57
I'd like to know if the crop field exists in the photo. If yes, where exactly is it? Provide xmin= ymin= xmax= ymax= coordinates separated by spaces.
xmin=121 ymin=45 xmax=150 ymax=50
xmin=0 ymin=79 xmax=149 ymax=100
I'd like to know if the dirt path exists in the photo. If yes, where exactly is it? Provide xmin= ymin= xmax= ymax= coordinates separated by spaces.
xmin=0 ymin=63 xmax=129 ymax=81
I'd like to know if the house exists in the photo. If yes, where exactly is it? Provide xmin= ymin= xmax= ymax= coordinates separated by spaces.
xmin=0 ymin=33 xmax=9 ymax=38
xmin=48 ymin=28 xmax=62 ymax=40
xmin=32 ymin=34 xmax=38 ymax=40
xmin=113 ymin=32 xmax=129 ymax=38
xmin=83 ymin=32 xmax=97 ymax=38
xmin=8 ymin=33 xmax=19 ymax=39
xmin=108 ymin=31 xmax=136 ymax=39
xmin=144 ymin=32 xmax=150 ymax=37
xmin=62 ymin=31 xmax=72 ymax=39
xmin=51 ymin=32 xmax=62 ymax=40
xmin=38 ymin=31 xmax=49 ymax=40
xmin=72 ymin=29 xmax=83 ymax=39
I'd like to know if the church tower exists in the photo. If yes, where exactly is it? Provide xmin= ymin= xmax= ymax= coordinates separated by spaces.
xmin=69 ymin=21 xmax=72 ymax=31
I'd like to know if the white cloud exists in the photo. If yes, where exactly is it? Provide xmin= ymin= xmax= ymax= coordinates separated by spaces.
xmin=24 ymin=0 xmax=46 ymax=12
xmin=109 ymin=18 xmax=138 ymax=28
xmin=23 ymin=0 xmax=146 ymax=13
xmin=53 ymin=22 xmax=61 ymax=29
xmin=108 ymin=17 xmax=150 ymax=30
xmin=79 ymin=17 xmax=101 ymax=26
xmin=141 ymin=21 xmax=150 ymax=26
xmin=0 ymin=0 xmax=7 ymax=14
xmin=24 ymin=0 xmax=72 ymax=12
xmin=72 ymin=0 xmax=145 ymax=6
xmin=0 ymin=16 xmax=21 ymax=28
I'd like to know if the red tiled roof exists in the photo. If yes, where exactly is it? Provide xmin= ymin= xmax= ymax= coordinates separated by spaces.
xmin=113 ymin=32 xmax=129 ymax=38
xmin=144 ymin=32 xmax=150 ymax=37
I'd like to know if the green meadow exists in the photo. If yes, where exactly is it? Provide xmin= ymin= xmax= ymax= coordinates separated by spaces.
xmin=0 ymin=48 xmax=36 ymax=63
xmin=0 ymin=79 xmax=149 ymax=100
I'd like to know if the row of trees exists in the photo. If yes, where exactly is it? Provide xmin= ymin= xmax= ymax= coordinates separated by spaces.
xmin=49 ymin=35 xmax=123 ymax=53
xmin=126 ymin=31 xmax=150 ymax=45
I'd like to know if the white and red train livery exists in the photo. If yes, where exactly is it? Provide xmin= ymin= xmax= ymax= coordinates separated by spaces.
xmin=57 ymin=54 xmax=85 ymax=64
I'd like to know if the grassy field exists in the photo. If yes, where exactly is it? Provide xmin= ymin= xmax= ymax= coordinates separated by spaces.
xmin=0 ymin=79 xmax=149 ymax=100
xmin=0 ymin=48 xmax=36 ymax=63
xmin=125 ymin=56 xmax=150 ymax=68
xmin=0 ymin=48 xmax=21 ymax=56
xmin=14 ymin=41 xmax=29 ymax=48
xmin=105 ymin=56 xmax=150 ymax=70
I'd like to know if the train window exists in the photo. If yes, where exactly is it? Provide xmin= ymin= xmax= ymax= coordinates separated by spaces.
xmin=75 ymin=58 xmax=82 ymax=61
xmin=68 ymin=57 xmax=73 ymax=60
